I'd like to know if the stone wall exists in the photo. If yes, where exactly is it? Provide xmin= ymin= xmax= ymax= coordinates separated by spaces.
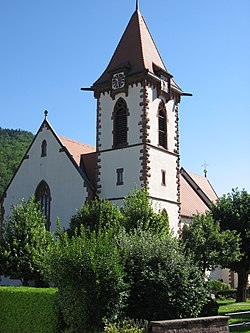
xmin=150 ymin=316 xmax=229 ymax=333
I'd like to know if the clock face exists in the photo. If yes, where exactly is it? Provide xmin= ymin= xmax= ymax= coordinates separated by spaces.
xmin=112 ymin=72 xmax=125 ymax=90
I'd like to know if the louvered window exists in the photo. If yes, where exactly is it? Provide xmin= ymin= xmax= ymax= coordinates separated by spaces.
xmin=114 ymin=98 xmax=128 ymax=147
xmin=158 ymin=101 xmax=167 ymax=148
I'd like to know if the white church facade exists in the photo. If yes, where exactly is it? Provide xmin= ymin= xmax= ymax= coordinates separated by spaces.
xmin=1 ymin=6 xmax=234 ymax=286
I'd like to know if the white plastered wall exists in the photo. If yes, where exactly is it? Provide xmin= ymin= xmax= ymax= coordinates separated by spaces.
xmin=98 ymin=146 xmax=142 ymax=199
xmin=98 ymin=84 xmax=179 ymax=230
xmin=151 ymin=198 xmax=179 ymax=234
xmin=147 ymin=86 xmax=177 ymax=152
xmin=3 ymin=124 xmax=88 ymax=231
xmin=146 ymin=85 xmax=179 ymax=231
xmin=98 ymin=84 xmax=143 ymax=150
xmin=98 ymin=84 xmax=144 ymax=199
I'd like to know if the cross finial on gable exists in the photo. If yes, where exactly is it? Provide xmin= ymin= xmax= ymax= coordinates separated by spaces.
xmin=44 ymin=110 xmax=48 ymax=120
xmin=202 ymin=162 xmax=209 ymax=178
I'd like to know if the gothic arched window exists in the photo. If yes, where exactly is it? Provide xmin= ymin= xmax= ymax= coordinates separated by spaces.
xmin=113 ymin=98 xmax=128 ymax=147
xmin=41 ymin=140 xmax=47 ymax=157
xmin=158 ymin=101 xmax=167 ymax=149
xmin=35 ymin=180 xmax=51 ymax=230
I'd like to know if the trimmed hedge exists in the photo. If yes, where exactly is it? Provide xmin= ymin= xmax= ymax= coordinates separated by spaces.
xmin=0 ymin=287 xmax=59 ymax=333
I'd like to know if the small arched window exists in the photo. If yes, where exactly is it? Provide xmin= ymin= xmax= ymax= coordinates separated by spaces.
xmin=35 ymin=180 xmax=51 ymax=230
xmin=158 ymin=101 xmax=167 ymax=149
xmin=41 ymin=140 xmax=47 ymax=157
xmin=113 ymin=98 xmax=128 ymax=147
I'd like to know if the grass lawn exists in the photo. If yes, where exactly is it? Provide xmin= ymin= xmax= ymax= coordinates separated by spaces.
xmin=218 ymin=299 xmax=250 ymax=333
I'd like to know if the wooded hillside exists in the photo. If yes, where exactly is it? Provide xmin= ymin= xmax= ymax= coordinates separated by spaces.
xmin=0 ymin=128 xmax=34 ymax=198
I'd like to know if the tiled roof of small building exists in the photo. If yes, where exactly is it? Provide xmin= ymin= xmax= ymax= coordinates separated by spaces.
xmin=180 ymin=169 xmax=218 ymax=218
xmin=59 ymin=136 xmax=95 ymax=165
xmin=188 ymin=172 xmax=218 ymax=203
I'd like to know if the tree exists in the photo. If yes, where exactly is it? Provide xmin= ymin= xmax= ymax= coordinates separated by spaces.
xmin=121 ymin=187 xmax=169 ymax=235
xmin=0 ymin=128 xmax=34 ymax=198
xmin=35 ymin=188 xmax=210 ymax=330
xmin=181 ymin=211 xmax=241 ymax=273
xmin=211 ymin=188 xmax=250 ymax=302
xmin=69 ymin=187 xmax=169 ymax=236
xmin=69 ymin=197 xmax=121 ymax=235
xmin=119 ymin=228 xmax=209 ymax=321
xmin=0 ymin=197 xmax=53 ymax=286
xmin=38 ymin=225 xmax=127 ymax=333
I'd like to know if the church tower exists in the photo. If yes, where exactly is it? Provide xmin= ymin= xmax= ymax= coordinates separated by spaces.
xmin=91 ymin=8 xmax=184 ymax=233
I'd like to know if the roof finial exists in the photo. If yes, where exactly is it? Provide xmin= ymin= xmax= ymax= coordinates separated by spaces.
xmin=44 ymin=110 xmax=48 ymax=120
xmin=136 ymin=0 xmax=139 ymax=11
xmin=202 ymin=162 xmax=208 ymax=178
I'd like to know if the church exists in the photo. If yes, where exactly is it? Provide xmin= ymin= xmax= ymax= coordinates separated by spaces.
xmin=1 ymin=6 xmax=218 ymax=249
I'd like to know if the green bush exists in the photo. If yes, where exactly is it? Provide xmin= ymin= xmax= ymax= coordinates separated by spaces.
xmin=217 ymin=289 xmax=237 ymax=299
xmin=0 ymin=197 xmax=53 ymax=286
xmin=103 ymin=319 xmax=145 ymax=333
xmin=121 ymin=187 xmax=169 ymax=235
xmin=39 ymin=226 xmax=127 ymax=333
xmin=209 ymin=279 xmax=230 ymax=295
xmin=0 ymin=287 xmax=59 ymax=333
xmin=69 ymin=198 xmax=121 ymax=235
xmin=199 ymin=297 xmax=219 ymax=317
xmin=119 ymin=229 xmax=209 ymax=321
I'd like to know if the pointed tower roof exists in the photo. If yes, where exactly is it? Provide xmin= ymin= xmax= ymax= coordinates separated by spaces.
xmin=93 ymin=9 xmax=170 ymax=87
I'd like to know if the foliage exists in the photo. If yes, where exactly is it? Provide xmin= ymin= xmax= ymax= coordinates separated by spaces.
xmin=209 ymin=279 xmax=230 ymax=295
xmin=118 ymin=228 xmax=209 ymax=321
xmin=199 ymin=297 xmax=219 ymax=317
xmin=33 ymin=188 xmax=211 ymax=329
xmin=0 ymin=128 xmax=34 ymax=198
xmin=0 ymin=197 xmax=53 ymax=286
xmin=181 ymin=211 xmax=242 ymax=273
xmin=38 ymin=224 xmax=127 ymax=333
xmin=69 ymin=188 xmax=169 ymax=237
xmin=121 ymin=187 xmax=169 ymax=235
xmin=103 ymin=319 xmax=145 ymax=333
xmin=211 ymin=188 xmax=250 ymax=302
xmin=69 ymin=198 xmax=121 ymax=235
xmin=0 ymin=286 xmax=59 ymax=333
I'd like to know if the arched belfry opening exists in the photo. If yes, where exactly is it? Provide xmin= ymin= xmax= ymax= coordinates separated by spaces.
xmin=158 ymin=101 xmax=167 ymax=149
xmin=113 ymin=98 xmax=128 ymax=147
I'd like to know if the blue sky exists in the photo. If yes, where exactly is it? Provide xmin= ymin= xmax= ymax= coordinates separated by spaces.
xmin=1 ymin=0 xmax=249 ymax=197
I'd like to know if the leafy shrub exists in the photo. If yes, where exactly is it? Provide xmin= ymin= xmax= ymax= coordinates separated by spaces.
xmin=121 ymin=187 xmax=169 ymax=235
xmin=69 ymin=198 xmax=121 ymax=235
xmin=103 ymin=319 xmax=145 ymax=333
xmin=0 ymin=197 xmax=53 ymax=286
xmin=199 ymin=297 xmax=219 ymax=317
xmin=209 ymin=279 xmax=230 ymax=296
xmin=39 ymin=226 xmax=127 ymax=333
xmin=0 ymin=287 xmax=59 ymax=333
xmin=119 ymin=229 xmax=209 ymax=321
xmin=217 ymin=289 xmax=237 ymax=299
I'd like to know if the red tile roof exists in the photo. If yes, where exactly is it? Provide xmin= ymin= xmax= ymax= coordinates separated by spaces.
xmin=180 ymin=169 xmax=218 ymax=218
xmin=59 ymin=136 xmax=95 ymax=165
xmin=94 ymin=10 xmax=168 ymax=86
xmin=188 ymin=172 xmax=218 ymax=203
